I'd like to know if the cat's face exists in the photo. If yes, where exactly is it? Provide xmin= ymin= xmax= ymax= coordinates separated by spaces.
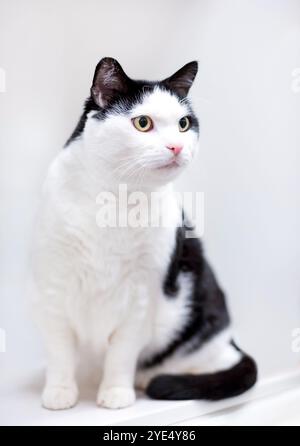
xmin=81 ymin=58 xmax=199 ymax=187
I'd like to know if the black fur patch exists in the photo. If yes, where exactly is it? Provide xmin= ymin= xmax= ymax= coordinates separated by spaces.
xmin=64 ymin=97 xmax=100 ymax=147
xmin=140 ymin=225 xmax=230 ymax=369
xmin=146 ymin=354 xmax=258 ymax=400
xmin=64 ymin=83 xmax=199 ymax=147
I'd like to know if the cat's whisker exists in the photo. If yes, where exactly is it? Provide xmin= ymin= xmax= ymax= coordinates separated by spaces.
xmin=112 ymin=158 xmax=142 ymax=176
xmin=118 ymin=162 xmax=143 ymax=182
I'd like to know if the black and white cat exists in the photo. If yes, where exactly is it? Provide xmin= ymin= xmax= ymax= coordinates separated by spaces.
xmin=31 ymin=58 xmax=257 ymax=410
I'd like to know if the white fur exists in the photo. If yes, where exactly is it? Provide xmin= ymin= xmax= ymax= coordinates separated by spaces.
xmin=31 ymin=88 xmax=235 ymax=410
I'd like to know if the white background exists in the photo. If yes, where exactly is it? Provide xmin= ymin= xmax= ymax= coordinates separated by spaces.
xmin=1 ymin=0 xmax=300 ymax=393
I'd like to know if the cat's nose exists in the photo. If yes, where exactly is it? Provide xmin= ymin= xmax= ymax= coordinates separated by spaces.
xmin=166 ymin=145 xmax=183 ymax=156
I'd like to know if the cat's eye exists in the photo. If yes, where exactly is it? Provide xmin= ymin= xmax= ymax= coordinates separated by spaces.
xmin=132 ymin=115 xmax=153 ymax=132
xmin=179 ymin=116 xmax=191 ymax=132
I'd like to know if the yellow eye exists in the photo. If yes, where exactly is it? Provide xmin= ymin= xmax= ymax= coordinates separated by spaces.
xmin=179 ymin=116 xmax=191 ymax=132
xmin=132 ymin=115 xmax=153 ymax=132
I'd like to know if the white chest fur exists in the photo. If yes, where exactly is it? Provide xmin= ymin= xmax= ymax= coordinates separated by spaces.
xmin=32 ymin=148 xmax=182 ymax=354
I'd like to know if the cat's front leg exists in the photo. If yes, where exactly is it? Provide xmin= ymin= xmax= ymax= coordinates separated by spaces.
xmin=97 ymin=335 xmax=142 ymax=409
xmin=97 ymin=287 xmax=150 ymax=409
xmin=41 ymin=316 xmax=78 ymax=410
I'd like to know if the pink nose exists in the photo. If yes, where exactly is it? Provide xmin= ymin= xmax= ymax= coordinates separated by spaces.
xmin=166 ymin=145 xmax=183 ymax=156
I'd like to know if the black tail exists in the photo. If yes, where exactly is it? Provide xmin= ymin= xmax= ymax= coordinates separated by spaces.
xmin=146 ymin=355 xmax=257 ymax=401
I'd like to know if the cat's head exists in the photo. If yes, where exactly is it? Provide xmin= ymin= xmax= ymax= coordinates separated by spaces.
xmin=73 ymin=57 xmax=199 ymax=187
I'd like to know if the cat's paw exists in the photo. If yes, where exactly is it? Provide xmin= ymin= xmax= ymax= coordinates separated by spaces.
xmin=97 ymin=386 xmax=136 ymax=409
xmin=42 ymin=383 xmax=78 ymax=410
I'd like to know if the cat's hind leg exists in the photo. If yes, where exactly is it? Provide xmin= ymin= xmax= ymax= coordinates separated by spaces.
xmin=137 ymin=331 xmax=257 ymax=401
xmin=146 ymin=341 xmax=257 ymax=400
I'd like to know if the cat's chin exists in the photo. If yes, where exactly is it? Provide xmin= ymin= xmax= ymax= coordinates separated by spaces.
xmin=152 ymin=160 xmax=187 ymax=178
xmin=138 ymin=163 xmax=187 ymax=188
xmin=156 ymin=161 xmax=181 ymax=170
xmin=117 ymin=164 xmax=188 ymax=189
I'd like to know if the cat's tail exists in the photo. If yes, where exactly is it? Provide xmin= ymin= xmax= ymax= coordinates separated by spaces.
xmin=146 ymin=350 xmax=257 ymax=401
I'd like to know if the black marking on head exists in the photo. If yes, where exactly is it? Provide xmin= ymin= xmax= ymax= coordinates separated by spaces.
xmin=90 ymin=80 xmax=157 ymax=122
xmin=140 ymin=218 xmax=230 ymax=369
xmin=65 ymin=58 xmax=199 ymax=147
xmin=64 ymin=97 xmax=100 ymax=147
xmin=184 ymin=105 xmax=200 ymax=135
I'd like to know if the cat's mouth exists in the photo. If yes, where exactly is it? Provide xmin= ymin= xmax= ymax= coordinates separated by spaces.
xmin=156 ymin=160 xmax=181 ymax=170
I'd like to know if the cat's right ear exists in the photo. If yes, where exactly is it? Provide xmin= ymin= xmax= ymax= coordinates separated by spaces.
xmin=91 ymin=58 xmax=131 ymax=108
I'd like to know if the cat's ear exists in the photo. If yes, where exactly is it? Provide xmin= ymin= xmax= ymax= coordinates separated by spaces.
xmin=163 ymin=61 xmax=198 ymax=97
xmin=91 ymin=57 xmax=131 ymax=108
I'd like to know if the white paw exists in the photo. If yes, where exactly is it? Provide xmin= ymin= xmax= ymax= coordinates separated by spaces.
xmin=42 ymin=383 xmax=78 ymax=410
xmin=97 ymin=386 xmax=136 ymax=409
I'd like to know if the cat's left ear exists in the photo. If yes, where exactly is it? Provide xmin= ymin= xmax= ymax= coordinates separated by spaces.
xmin=91 ymin=57 xmax=131 ymax=108
xmin=163 ymin=61 xmax=198 ymax=97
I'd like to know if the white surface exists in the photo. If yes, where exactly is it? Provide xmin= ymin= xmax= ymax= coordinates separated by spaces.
xmin=175 ymin=387 xmax=300 ymax=426
xmin=1 ymin=365 xmax=300 ymax=426
xmin=1 ymin=0 xmax=300 ymax=422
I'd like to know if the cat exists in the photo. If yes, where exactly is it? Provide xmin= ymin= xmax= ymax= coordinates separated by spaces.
xmin=31 ymin=57 xmax=257 ymax=410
